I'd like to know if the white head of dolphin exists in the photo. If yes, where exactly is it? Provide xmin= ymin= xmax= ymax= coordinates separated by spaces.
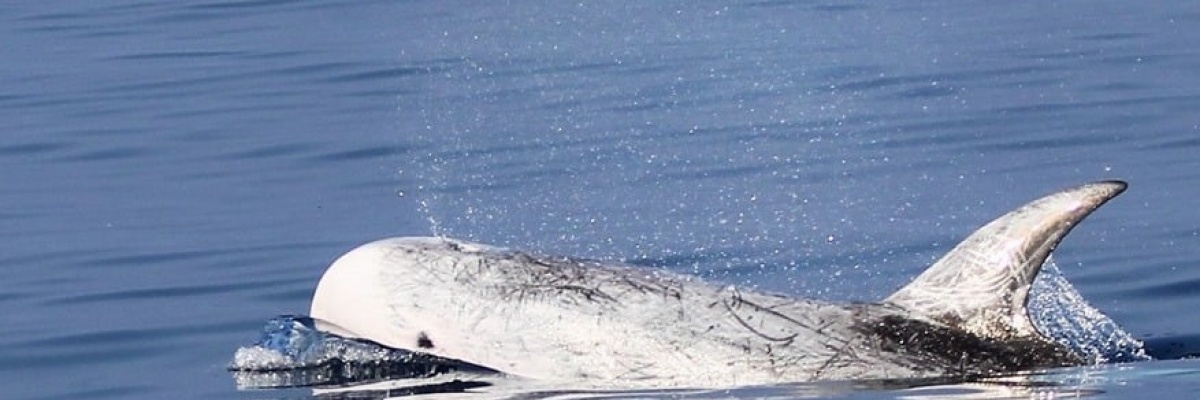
xmin=308 ymin=181 xmax=1131 ymax=387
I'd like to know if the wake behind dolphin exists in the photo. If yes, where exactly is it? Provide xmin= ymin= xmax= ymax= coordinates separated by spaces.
xmin=231 ymin=181 xmax=1147 ymax=392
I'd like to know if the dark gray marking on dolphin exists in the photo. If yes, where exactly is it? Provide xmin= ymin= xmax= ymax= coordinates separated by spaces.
xmin=417 ymin=331 xmax=434 ymax=349
xmin=304 ymin=181 xmax=1138 ymax=388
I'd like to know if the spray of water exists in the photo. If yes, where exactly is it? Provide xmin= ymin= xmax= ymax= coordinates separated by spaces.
xmin=1028 ymin=256 xmax=1149 ymax=363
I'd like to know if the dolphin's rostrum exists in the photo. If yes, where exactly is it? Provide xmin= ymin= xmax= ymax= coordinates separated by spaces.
xmin=296 ymin=181 xmax=1133 ymax=387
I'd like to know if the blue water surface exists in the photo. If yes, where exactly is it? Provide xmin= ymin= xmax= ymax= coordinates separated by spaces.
xmin=1 ymin=1 xmax=1198 ymax=399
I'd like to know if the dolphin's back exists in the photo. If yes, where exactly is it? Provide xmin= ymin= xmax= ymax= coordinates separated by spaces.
xmin=308 ymin=181 xmax=1130 ymax=387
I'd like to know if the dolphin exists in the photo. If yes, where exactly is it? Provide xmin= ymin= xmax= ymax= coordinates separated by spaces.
xmin=294 ymin=180 xmax=1131 ymax=388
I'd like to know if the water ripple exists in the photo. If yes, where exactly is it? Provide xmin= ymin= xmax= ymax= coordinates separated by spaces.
xmin=46 ymin=278 xmax=302 ymax=306
xmin=312 ymin=144 xmax=412 ymax=162
xmin=28 ymin=385 xmax=153 ymax=400
xmin=223 ymin=142 xmax=322 ymax=161
xmin=106 ymin=50 xmax=241 ymax=61
xmin=0 ymin=142 xmax=73 ymax=156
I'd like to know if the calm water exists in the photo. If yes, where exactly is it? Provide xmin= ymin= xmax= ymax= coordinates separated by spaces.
xmin=2 ymin=1 xmax=1198 ymax=399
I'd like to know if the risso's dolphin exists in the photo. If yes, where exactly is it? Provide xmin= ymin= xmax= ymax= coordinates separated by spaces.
xmin=299 ymin=181 xmax=1132 ymax=388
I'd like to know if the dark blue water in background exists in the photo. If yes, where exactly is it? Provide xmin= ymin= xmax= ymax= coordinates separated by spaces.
xmin=1 ymin=1 xmax=1198 ymax=399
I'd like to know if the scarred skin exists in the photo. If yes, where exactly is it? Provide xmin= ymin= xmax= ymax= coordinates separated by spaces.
xmin=306 ymin=181 xmax=1129 ymax=388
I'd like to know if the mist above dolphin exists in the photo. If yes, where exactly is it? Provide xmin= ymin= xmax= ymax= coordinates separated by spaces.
xmin=236 ymin=181 xmax=1144 ymax=389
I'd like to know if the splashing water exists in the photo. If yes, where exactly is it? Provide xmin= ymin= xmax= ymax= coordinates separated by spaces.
xmin=1028 ymin=257 xmax=1150 ymax=363
xmin=228 ymin=315 xmax=495 ymax=389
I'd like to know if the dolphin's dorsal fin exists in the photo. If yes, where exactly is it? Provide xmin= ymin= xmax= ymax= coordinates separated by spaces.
xmin=884 ymin=181 xmax=1127 ymax=340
